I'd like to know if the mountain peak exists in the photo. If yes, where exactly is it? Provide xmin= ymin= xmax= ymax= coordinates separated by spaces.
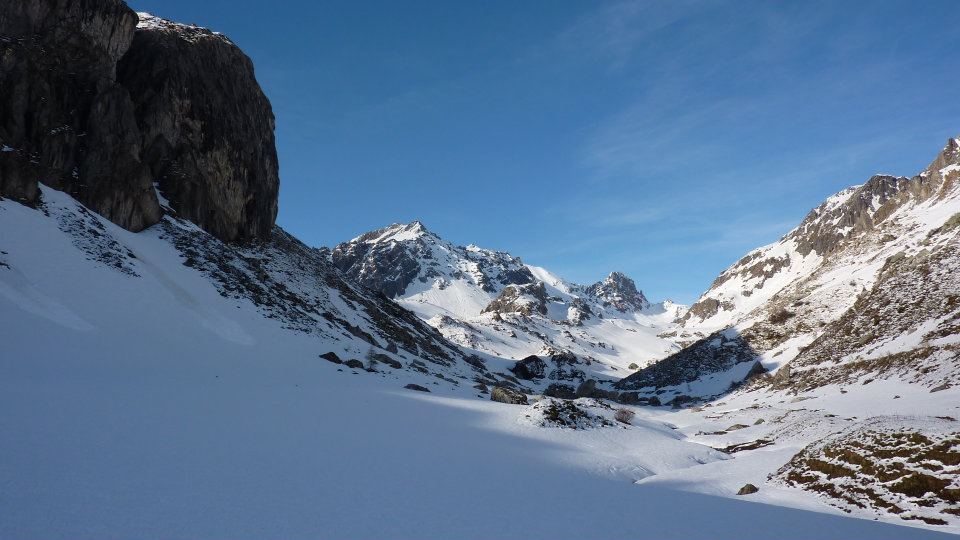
xmin=588 ymin=271 xmax=650 ymax=312
xmin=353 ymin=220 xmax=431 ymax=244
xmin=407 ymin=220 xmax=428 ymax=232
xmin=606 ymin=271 xmax=629 ymax=282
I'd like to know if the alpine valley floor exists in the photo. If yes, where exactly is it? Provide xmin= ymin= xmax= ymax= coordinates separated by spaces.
xmin=1 ymin=190 xmax=957 ymax=539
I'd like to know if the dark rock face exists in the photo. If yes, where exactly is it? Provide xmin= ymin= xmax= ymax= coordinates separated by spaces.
xmin=511 ymin=354 xmax=547 ymax=380
xmin=404 ymin=383 xmax=430 ymax=392
xmin=545 ymin=351 xmax=586 ymax=382
xmin=774 ymin=421 xmax=960 ymax=523
xmin=737 ymin=484 xmax=759 ymax=495
xmin=587 ymin=272 xmax=650 ymax=312
xmin=1 ymin=3 xmax=279 ymax=241
xmin=331 ymin=223 xmax=427 ymax=298
xmin=576 ymin=379 xmax=597 ymax=398
xmin=370 ymin=352 xmax=402 ymax=369
xmin=682 ymin=296 xmax=735 ymax=324
xmin=320 ymin=352 xmax=342 ymax=364
xmin=669 ymin=394 xmax=696 ymax=408
xmin=544 ymin=383 xmax=577 ymax=400
xmin=0 ymin=0 xmax=160 ymax=229
xmin=118 ymin=14 xmax=279 ymax=242
xmin=491 ymin=386 xmax=528 ymax=405
xmin=510 ymin=352 xmax=586 ymax=382
xmin=616 ymin=330 xmax=757 ymax=391
xmin=790 ymin=174 xmax=909 ymax=257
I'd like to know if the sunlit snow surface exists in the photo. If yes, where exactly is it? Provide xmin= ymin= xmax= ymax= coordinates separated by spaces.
xmin=0 ymin=190 xmax=956 ymax=539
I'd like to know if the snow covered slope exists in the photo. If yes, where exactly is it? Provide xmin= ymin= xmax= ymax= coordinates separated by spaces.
xmin=330 ymin=222 xmax=685 ymax=384
xmin=0 ymin=187 xmax=514 ymax=392
xmin=619 ymin=138 xmax=960 ymax=400
xmin=2 ymin=189 xmax=954 ymax=539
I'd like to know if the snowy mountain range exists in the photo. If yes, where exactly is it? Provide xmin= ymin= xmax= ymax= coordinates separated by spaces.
xmin=2 ymin=1 xmax=959 ymax=538
xmin=329 ymin=221 xmax=686 ymax=382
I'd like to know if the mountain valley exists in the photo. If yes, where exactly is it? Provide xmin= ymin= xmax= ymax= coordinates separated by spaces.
xmin=1 ymin=2 xmax=958 ymax=538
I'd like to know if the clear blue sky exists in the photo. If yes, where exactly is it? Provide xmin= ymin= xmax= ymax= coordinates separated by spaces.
xmin=130 ymin=0 xmax=960 ymax=304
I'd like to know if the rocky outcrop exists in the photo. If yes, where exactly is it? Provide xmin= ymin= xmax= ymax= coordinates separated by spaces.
xmin=529 ymin=398 xmax=614 ymax=429
xmin=511 ymin=354 xmax=548 ymax=380
xmin=491 ymin=386 xmax=528 ymax=405
xmin=1 ymin=2 xmax=279 ymax=242
xmin=774 ymin=418 xmax=960 ymax=525
xmin=615 ymin=329 xmax=758 ymax=391
xmin=330 ymin=222 xmax=430 ymax=298
xmin=575 ymin=379 xmax=597 ymax=398
xmin=118 ymin=14 xmax=279 ymax=242
xmin=764 ymin=238 xmax=960 ymax=392
xmin=0 ymin=0 xmax=160 ymax=229
xmin=587 ymin=272 xmax=650 ymax=312
xmin=510 ymin=351 xmax=586 ymax=383
xmin=544 ymin=383 xmax=577 ymax=399
xmin=482 ymin=282 xmax=548 ymax=316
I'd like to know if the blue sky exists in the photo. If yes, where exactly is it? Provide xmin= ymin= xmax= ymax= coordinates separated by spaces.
xmin=130 ymin=0 xmax=960 ymax=304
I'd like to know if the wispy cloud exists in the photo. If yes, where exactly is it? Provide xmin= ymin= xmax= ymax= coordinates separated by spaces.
xmin=556 ymin=0 xmax=707 ymax=71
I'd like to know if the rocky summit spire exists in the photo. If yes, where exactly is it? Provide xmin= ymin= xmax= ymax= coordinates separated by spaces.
xmin=407 ymin=220 xmax=428 ymax=233
xmin=588 ymin=271 xmax=650 ymax=312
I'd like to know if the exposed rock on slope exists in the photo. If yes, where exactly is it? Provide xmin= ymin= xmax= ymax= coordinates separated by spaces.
xmin=482 ymin=282 xmax=549 ymax=316
xmin=774 ymin=417 xmax=960 ymax=526
xmin=625 ymin=138 xmax=960 ymax=399
xmin=0 ymin=0 xmax=160 ymax=230
xmin=511 ymin=351 xmax=586 ymax=383
xmin=684 ymin=139 xmax=960 ymax=332
xmin=615 ymin=329 xmax=761 ymax=391
xmin=118 ymin=14 xmax=279 ymax=242
xmin=770 ymin=240 xmax=960 ymax=392
xmin=1 ymin=186 xmax=502 ymax=388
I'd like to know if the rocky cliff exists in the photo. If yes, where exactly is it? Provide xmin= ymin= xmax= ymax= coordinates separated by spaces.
xmin=0 ymin=0 xmax=160 ymax=230
xmin=118 ymin=14 xmax=279 ymax=242
xmin=0 ymin=1 xmax=277 ymax=242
